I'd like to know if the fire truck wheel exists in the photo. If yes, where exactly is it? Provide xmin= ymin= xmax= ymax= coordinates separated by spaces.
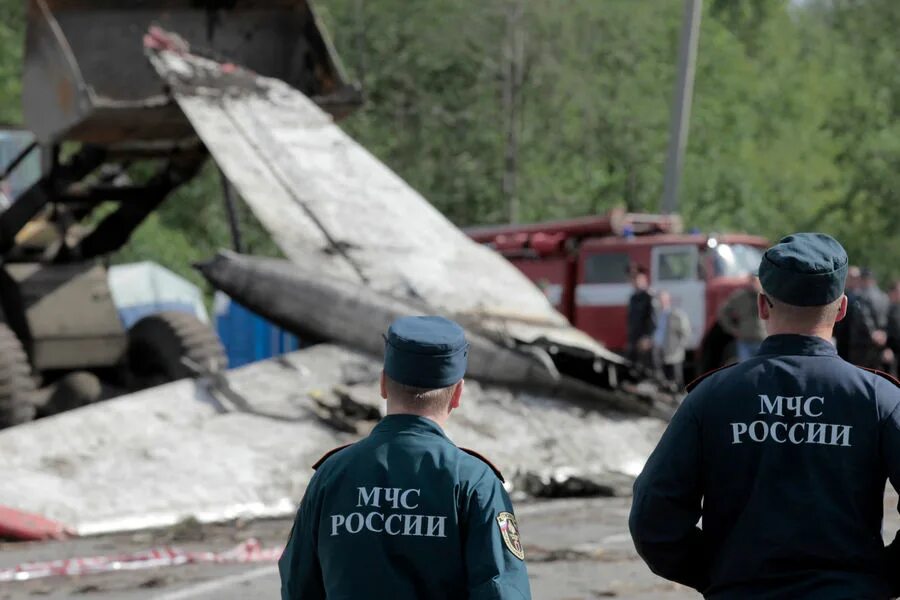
xmin=126 ymin=311 xmax=227 ymax=390
xmin=0 ymin=323 xmax=37 ymax=429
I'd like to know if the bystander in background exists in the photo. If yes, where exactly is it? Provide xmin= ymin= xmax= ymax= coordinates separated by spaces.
xmin=651 ymin=291 xmax=692 ymax=388
xmin=885 ymin=281 xmax=900 ymax=376
xmin=717 ymin=274 xmax=766 ymax=361
xmin=626 ymin=267 xmax=657 ymax=372
xmin=844 ymin=267 xmax=889 ymax=368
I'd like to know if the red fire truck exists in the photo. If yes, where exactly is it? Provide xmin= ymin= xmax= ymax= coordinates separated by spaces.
xmin=467 ymin=209 xmax=768 ymax=372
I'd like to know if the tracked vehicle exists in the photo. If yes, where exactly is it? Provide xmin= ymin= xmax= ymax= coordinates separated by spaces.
xmin=0 ymin=0 xmax=358 ymax=427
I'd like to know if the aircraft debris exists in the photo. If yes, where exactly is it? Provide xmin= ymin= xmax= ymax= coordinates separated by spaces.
xmin=0 ymin=345 xmax=664 ymax=538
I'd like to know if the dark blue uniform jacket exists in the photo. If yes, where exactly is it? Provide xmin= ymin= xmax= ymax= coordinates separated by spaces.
xmin=279 ymin=414 xmax=532 ymax=600
xmin=630 ymin=334 xmax=900 ymax=599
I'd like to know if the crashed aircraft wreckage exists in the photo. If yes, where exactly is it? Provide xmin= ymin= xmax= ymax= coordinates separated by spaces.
xmin=146 ymin=31 xmax=677 ymax=418
xmin=198 ymin=251 xmax=672 ymax=418
xmin=0 ymin=6 xmax=675 ymax=544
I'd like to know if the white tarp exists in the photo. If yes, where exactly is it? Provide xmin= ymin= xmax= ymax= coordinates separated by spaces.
xmin=108 ymin=261 xmax=208 ymax=328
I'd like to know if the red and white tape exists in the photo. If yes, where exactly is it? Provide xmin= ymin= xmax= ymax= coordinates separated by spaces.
xmin=0 ymin=538 xmax=282 ymax=583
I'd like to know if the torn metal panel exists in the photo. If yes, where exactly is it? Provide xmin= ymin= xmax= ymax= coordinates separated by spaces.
xmin=147 ymin=46 xmax=598 ymax=347
xmin=185 ymin=94 xmax=363 ymax=280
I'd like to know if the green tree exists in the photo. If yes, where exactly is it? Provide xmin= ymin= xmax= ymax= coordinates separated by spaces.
xmin=0 ymin=0 xmax=23 ymax=124
xmin=0 ymin=0 xmax=897 ymax=282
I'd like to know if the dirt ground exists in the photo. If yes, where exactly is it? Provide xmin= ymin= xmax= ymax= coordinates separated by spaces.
xmin=2 ymin=492 xmax=898 ymax=600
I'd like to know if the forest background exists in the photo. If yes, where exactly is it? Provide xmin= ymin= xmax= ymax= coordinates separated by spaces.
xmin=0 ymin=0 xmax=897 ymax=287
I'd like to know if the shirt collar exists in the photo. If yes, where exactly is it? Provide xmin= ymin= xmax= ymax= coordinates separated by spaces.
xmin=370 ymin=414 xmax=448 ymax=438
xmin=757 ymin=334 xmax=838 ymax=357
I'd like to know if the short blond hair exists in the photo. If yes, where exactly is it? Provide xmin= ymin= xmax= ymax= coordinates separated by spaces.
xmin=769 ymin=295 xmax=843 ymax=328
xmin=383 ymin=375 xmax=457 ymax=412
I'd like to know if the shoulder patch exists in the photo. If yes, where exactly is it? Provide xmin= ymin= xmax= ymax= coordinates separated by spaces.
xmin=685 ymin=362 xmax=738 ymax=393
xmin=861 ymin=367 xmax=900 ymax=388
xmin=461 ymin=447 xmax=505 ymax=483
xmin=312 ymin=444 xmax=351 ymax=470
xmin=497 ymin=512 xmax=525 ymax=560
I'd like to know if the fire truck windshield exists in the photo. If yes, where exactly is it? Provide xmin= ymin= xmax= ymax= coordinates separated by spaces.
xmin=711 ymin=243 xmax=764 ymax=277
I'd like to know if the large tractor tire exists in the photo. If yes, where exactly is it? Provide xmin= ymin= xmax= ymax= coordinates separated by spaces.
xmin=36 ymin=371 xmax=103 ymax=418
xmin=126 ymin=311 xmax=227 ymax=390
xmin=0 ymin=323 xmax=37 ymax=429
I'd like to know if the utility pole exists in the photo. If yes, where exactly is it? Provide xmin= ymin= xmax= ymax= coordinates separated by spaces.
xmin=354 ymin=0 xmax=367 ymax=87
xmin=661 ymin=0 xmax=702 ymax=215
xmin=502 ymin=0 xmax=524 ymax=224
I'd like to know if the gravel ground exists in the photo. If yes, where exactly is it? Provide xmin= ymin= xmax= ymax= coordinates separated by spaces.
xmin=2 ymin=491 xmax=897 ymax=600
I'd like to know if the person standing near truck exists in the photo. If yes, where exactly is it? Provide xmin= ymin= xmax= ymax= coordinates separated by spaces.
xmin=630 ymin=233 xmax=900 ymax=598
xmin=860 ymin=267 xmax=891 ymax=328
xmin=717 ymin=273 xmax=767 ymax=361
xmin=846 ymin=268 xmax=889 ymax=369
xmin=279 ymin=316 xmax=532 ymax=600
xmin=627 ymin=267 xmax=657 ymax=371
xmin=652 ymin=290 xmax=692 ymax=388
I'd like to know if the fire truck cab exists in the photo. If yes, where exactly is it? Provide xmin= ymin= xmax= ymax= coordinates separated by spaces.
xmin=467 ymin=210 xmax=768 ymax=373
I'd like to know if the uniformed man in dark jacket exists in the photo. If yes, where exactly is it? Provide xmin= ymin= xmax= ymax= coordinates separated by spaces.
xmin=860 ymin=267 xmax=891 ymax=328
xmin=629 ymin=233 xmax=900 ymax=599
xmin=627 ymin=267 xmax=657 ymax=370
xmin=844 ymin=267 xmax=889 ymax=368
xmin=886 ymin=281 xmax=900 ymax=376
xmin=279 ymin=316 xmax=532 ymax=600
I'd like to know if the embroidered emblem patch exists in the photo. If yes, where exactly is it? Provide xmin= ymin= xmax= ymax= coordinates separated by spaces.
xmin=496 ymin=511 xmax=525 ymax=560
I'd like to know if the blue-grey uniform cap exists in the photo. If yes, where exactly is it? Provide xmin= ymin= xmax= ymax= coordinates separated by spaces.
xmin=384 ymin=316 xmax=469 ymax=388
xmin=758 ymin=233 xmax=848 ymax=307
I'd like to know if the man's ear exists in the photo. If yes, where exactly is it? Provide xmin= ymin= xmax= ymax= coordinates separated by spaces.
xmin=449 ymin=380 xmax=464 ymax=411
xmin=380 ymin=371 xmax=387 ymax=400
xmin=835 ymin=295 xmax=849 ymax=323
xmin=757 ymin=293 xmax=770 ymax=321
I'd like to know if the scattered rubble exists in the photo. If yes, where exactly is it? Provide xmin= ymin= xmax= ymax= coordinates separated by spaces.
xmin=515 ymin=470 xmax=635 ymax=499
xmin=0 ymin=345 xmax=664 ymax=539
